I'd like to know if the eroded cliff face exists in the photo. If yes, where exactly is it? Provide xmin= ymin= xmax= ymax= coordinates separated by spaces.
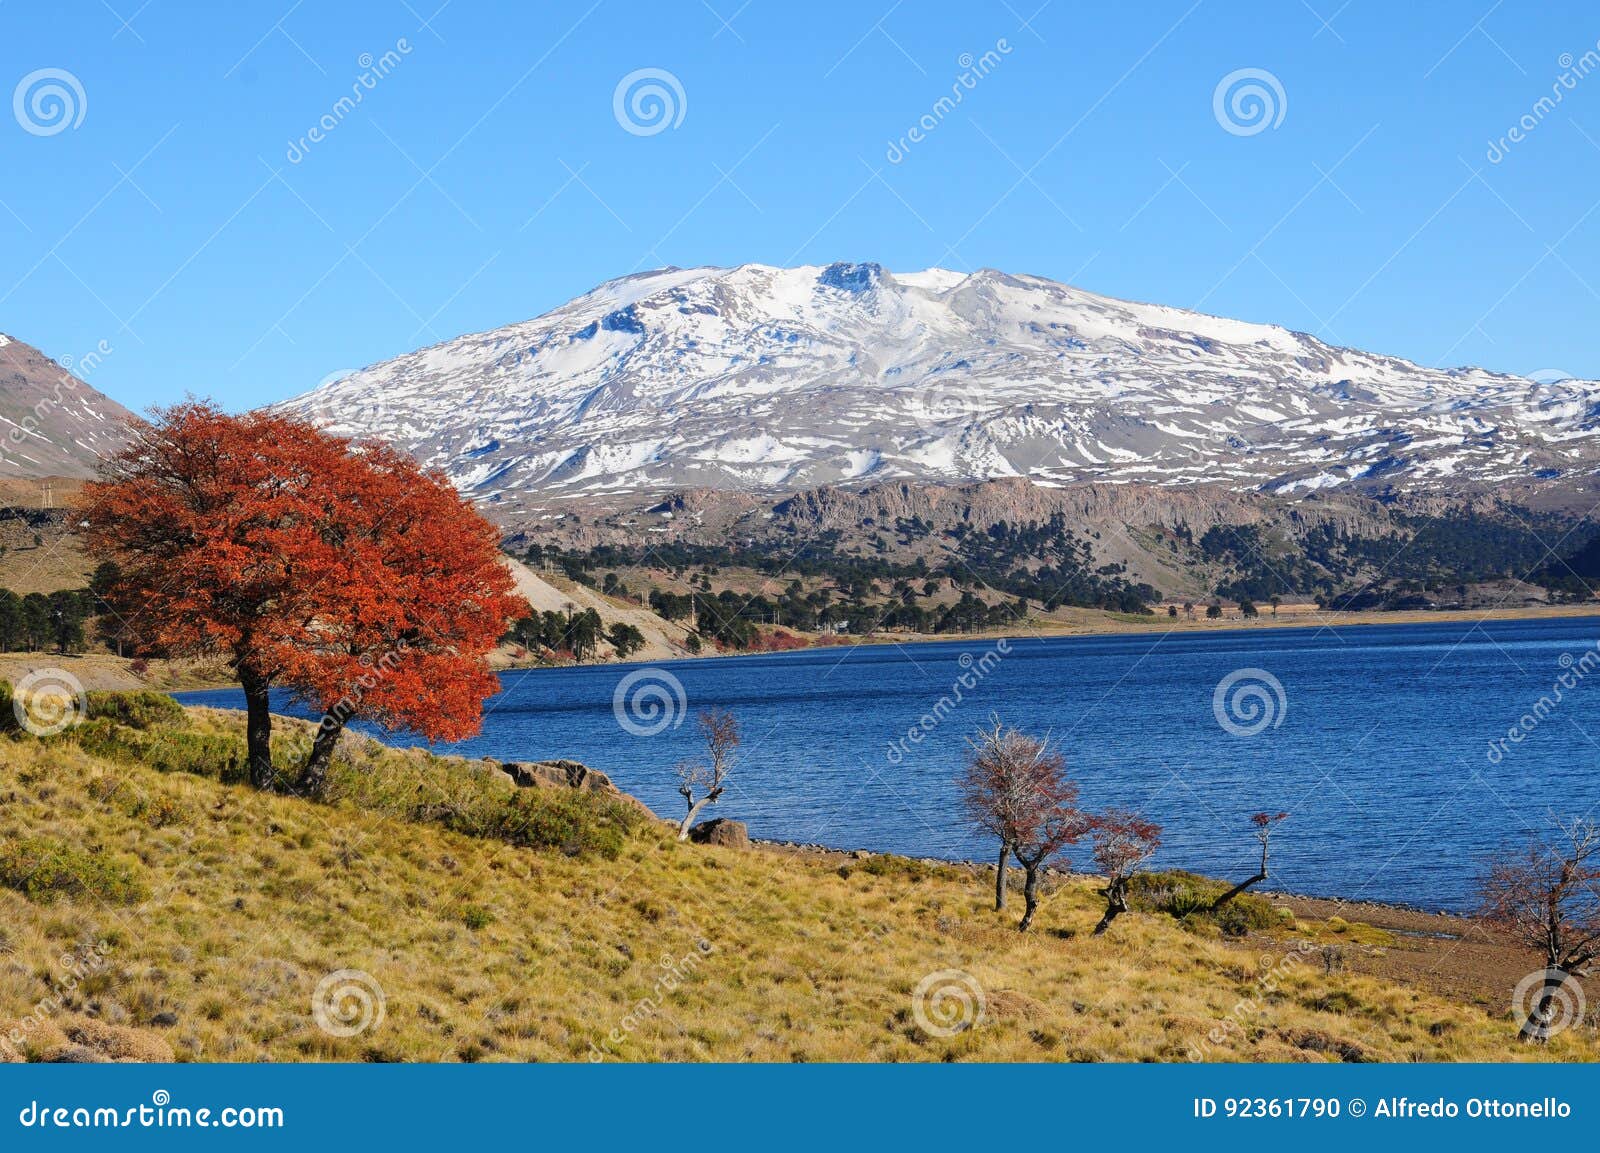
xmin=510 ymin=478 xmax=1406 ymax=550
xmin=496 ymin=475 xmax=1549 ymax=603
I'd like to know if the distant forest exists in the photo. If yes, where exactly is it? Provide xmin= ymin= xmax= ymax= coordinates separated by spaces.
xmin=520 ymin=504 xmax=1600 ymax=649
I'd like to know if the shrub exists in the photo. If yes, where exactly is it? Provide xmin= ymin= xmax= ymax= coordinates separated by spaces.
xmin=474 ymin=789 xmax=639 ymax=859
xmin=0 ymin=837 xmax=147 ymax=904
xmin=457 ymin=904 xmax=494 ymax=930
xmin=85 ymin=691 xmax=185 ymax=730
xmin=1128 ymin=870 xmax=1278 ymax=936
xmin=321 ymin=752 xmax=642 ymax=860
xmin=1211 ymin=894 xmax=1279 ymax=937
xmin=70 ymin=720 xmax=247 ymax=784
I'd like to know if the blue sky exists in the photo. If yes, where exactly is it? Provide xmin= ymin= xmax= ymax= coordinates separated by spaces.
xmin=4 ymin=0 xmax=1600 ymax=411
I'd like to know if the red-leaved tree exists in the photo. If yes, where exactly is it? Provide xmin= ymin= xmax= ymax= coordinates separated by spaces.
xmin=79 ymin=402 xmax=525 ymax=792
xmin=1090 ymin=808 xmax=1162 ymax=935
xmin=962 ymin=716 xmax=1087 ymax=931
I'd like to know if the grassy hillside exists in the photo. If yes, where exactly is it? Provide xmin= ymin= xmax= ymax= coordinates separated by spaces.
xmin=0 ymin=698 xmax=1590 ymax=1063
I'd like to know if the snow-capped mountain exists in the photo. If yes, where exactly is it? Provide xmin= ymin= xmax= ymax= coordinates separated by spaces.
xmin=0 ymin=333 xmax=136 ymax=478
xmin=278 ymin=263 xmax=1600 ymax=509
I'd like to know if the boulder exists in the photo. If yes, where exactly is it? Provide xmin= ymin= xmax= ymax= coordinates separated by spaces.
xmin=497 ymin=758 xmax=657 ymax=821
xmin=688 ymin=818 xmax=749 ymax=849
xmin=502 ymin=759 xmax=616 ymax=794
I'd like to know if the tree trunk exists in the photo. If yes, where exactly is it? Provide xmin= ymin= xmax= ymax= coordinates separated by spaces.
xmin=1208 ymin=871 xmax=1267 ymax=912
xmin=299 ymin=720 xmax=345 ymax=798
xmin=677 ymin=798 xmax=710 ymax=842
xmin=240 ymin=666 xmax=276 ymax=791
xmin=1094 ymin=878 xmax=1128 ymax=935
xmin=1520 ymin=971 xmax=1567 ymax=1043
xmin=994 ymin=840 xmax=1010 ymax=911
xmin=1018 ymin=863 xmax=1040 ymax=932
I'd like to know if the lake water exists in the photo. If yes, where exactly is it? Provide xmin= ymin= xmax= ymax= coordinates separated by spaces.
xmin=176 ymin=615 xmax=1600 ymax=910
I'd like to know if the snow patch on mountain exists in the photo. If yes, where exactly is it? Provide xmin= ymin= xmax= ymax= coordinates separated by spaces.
xmin=276 ymin=263 xmax=1600 ymax=508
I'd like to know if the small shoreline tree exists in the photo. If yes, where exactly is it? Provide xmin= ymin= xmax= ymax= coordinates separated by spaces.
xmin=1090 ymin=808 xmax=1162 ymax=935
xmin=960 ymin=715 xmax=1085 ymax=930
xmin=1209 ymin=811 xmax=1287 ymax=911
xmin=676 ymin=708 xmax=739 ymax=840
xmin=1479 ymin=816 xmax=1600 ymax=1042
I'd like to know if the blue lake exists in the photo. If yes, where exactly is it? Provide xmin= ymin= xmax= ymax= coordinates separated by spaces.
xmin=176 ymin=615 xmax=1600 ymax=910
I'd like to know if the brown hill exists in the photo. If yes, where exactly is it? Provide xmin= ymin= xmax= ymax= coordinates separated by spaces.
xmin=0 ymin=334 xmax=136 ymax=479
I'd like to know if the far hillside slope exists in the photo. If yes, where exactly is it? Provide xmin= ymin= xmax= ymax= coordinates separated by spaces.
xmin=0 ymin=335 xmax=135 ymax=478
xmin=500 ymin=556 xmax=692 ymax=661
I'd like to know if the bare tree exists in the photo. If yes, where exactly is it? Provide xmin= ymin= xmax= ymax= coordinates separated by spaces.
xmin=676 ymin=709 xmax=739 ymax=841
xmin=960 ymin=715 xmax=1086 ymax=930
xmin=1479 ymin=816 xmax=1600 ymax=1042
xmin=1090 ymin=808 xmax=1162 ymax=935
xmin=1209 ymin=811 xmax=1287 ymax=911
xmin=961 ymin=717 xmax=1026 ymax=911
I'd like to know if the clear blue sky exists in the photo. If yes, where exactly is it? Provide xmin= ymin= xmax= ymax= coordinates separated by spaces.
xmin=4 ymin=0 xmax=1600 ymax=411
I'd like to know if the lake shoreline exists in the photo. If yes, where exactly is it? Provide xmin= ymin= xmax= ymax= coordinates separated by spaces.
xmin=12 ymin=601 xmax=1598 ymax=693
xmin=497 ymin=600 xmax=1600 ymax=672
